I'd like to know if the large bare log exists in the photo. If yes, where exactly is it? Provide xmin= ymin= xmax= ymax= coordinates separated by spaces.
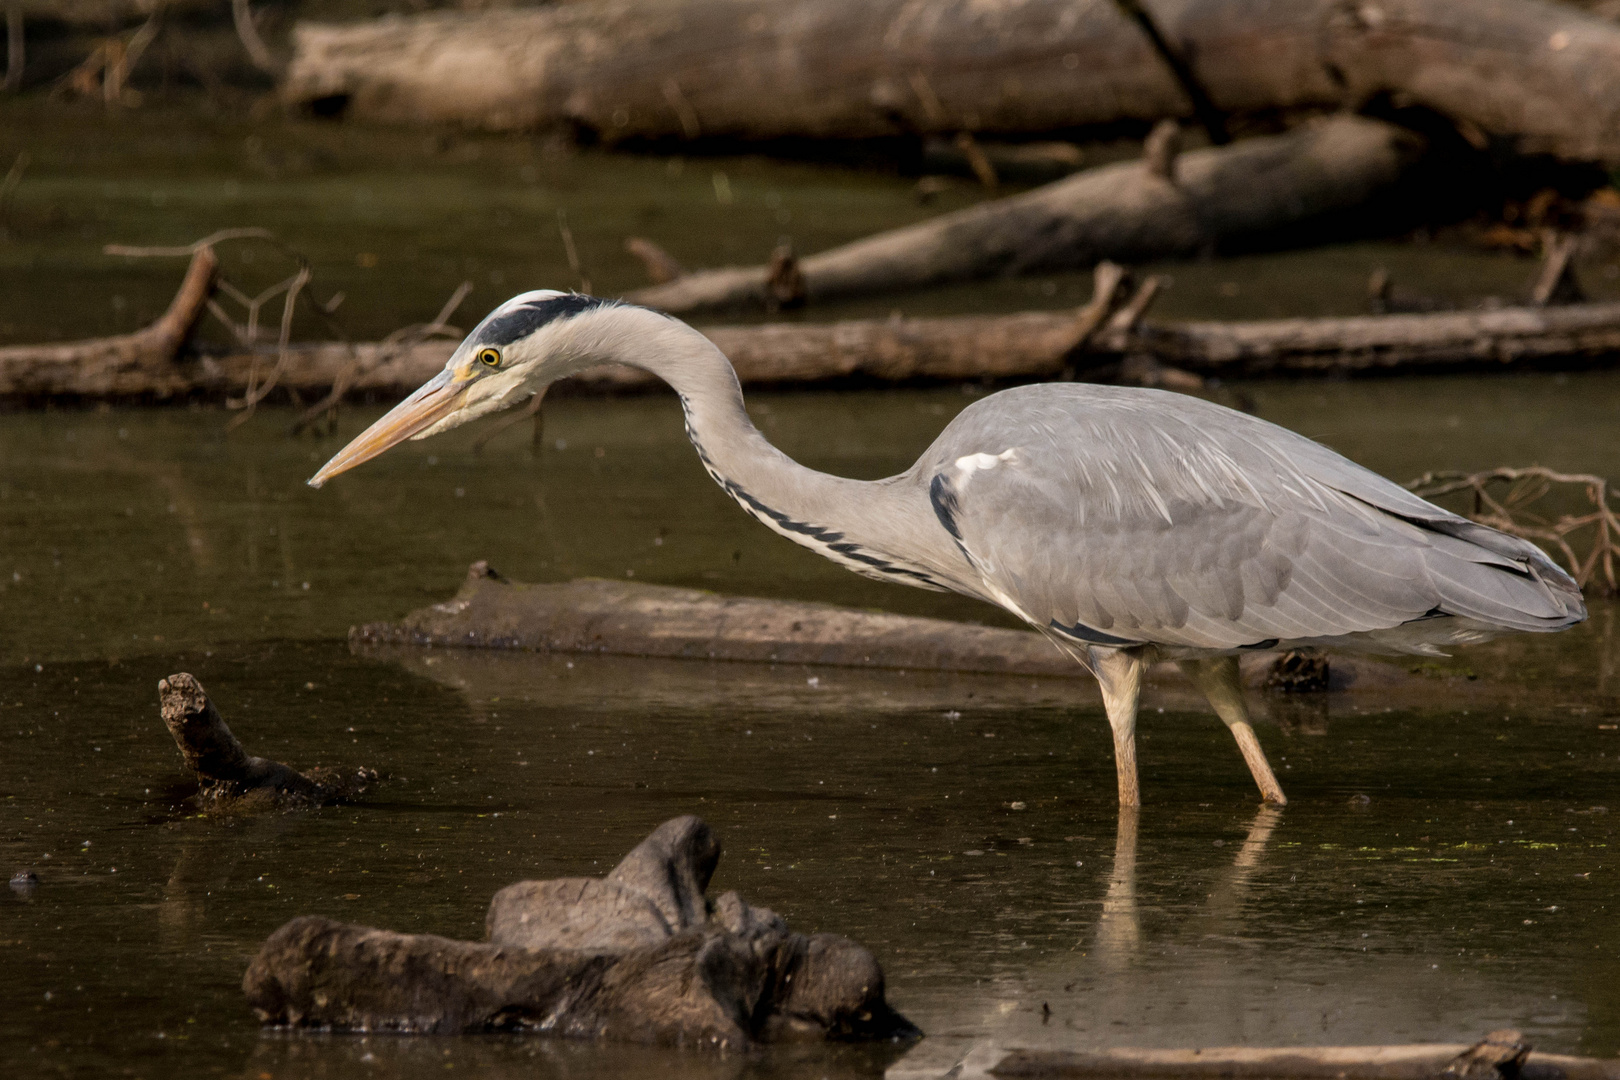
xmin=627 ymin=116 xmax=1420 ymax=313
xmin=283 ymin=0 xmax=1620 ymax=164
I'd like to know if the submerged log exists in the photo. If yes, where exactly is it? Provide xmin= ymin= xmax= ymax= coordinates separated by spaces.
xmin=352 ymin=562 xmax=1426 ymax=696
xmin=889 ymin=1037 xmax=1620 ymax=1080
xmin=159 ymin=672 xmax=376 ymax=811
xmin=628 ymin=116 xmax=1422 ymax=313
xmin=283 ymin=0 xmax=1620 ymax=166
xmin=350 ymin=561 xmax=1082 ymax=678
xmin=245 ymin=815 xmax=916 ymax=1044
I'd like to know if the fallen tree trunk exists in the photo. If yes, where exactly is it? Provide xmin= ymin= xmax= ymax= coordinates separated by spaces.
xmin=284 ymin=0 xmax=1620 ymax=165
xmin=633 ymin=116 xmax=1421 ymax=313
xmin=11 ymin=291 xmax=1620 ymax=401
xmin=628 ymin=116 xmax=1422 ymax=313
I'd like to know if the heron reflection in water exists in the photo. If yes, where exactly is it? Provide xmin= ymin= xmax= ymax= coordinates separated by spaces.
xmin=310 ymin=292 xmax=1585 ymax=806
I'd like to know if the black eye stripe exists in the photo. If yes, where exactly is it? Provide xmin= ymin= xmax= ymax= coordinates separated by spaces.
xmin=476 ymin=294 xmax=608 ymax=346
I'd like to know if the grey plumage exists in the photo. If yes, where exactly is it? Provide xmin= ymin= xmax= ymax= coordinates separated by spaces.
xmin=310 ymin=295 xmax=1588 ymax=806
xmin=916 ymin=384 xmax=1582 ymax=657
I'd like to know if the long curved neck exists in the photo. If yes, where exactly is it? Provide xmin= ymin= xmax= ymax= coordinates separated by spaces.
xmin=568 ymin=307 xmax=950 ymax=590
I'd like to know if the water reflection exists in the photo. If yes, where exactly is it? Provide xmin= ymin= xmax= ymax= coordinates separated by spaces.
xmin=926 ymin=801 xmax=1584 ymax=1067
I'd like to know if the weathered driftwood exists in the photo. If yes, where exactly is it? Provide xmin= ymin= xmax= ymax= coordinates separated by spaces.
xmin=245 ymin=815 xmax=916 ymax=1045
xmin=888 ymin=1034 xmax=1620 ymax=1080
xmin=159 ymin=672 xmax=376 ymax=811
xmin=0 ymin=247 xmax=216 ymax=396
xmin=284 ymin=0 xmax=1620 ymax=167
xmin=628 ymin=116 xmax=1422 ymax=312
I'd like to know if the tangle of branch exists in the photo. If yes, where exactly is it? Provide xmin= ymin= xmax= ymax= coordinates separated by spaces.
xmin=1407 ymin=467 xmax=1620 ymax=596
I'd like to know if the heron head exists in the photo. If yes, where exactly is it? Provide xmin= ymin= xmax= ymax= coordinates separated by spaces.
xmin=307 ymin=290 xmax=612 ymax=487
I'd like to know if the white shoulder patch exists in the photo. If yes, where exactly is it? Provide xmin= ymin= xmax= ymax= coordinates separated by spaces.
xmin=954 ymin=448 xmax=1019 ymax=482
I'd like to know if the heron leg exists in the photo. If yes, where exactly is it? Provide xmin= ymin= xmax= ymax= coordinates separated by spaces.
xmin=1179 ymin=656 xmax=1287 ymax=805
xmin=1091 ymin=647 xmax=1145 ymax=807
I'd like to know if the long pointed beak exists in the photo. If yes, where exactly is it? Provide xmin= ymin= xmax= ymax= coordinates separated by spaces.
xmin=307 ymin=370 xmax=469 ymax=488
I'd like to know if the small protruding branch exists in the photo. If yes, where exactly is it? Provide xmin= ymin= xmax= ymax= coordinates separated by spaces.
xmin=1062 ymin=260 xmax=1131 ymax=360
xmin=625 ymin=237 xmax=685 ymax=284
xmin=3 ymin=6 xmax=23 ymax=93
xmin=661 ymin=77 xmax=701 ymax=139
xmin=1529 ymin=232 xmax=1584 ymax=307
xmin=0 ymin=149 xmax=28 ymax=238
xmin=763 ymin=241 xmax=806 ymax=313
xmin=232 ymin=0 xmax=281 ymax=74
xmin=1110 ymin=0 xmax=1229 ymax=146
xmin=557 ymin=208 xmax=591 ymax=294
xmin=954 ymin=131 xmax=999 ymax=190
xmin=1143 ymin=119 xmax=1181 ymax=183
xmin=1107 ymin=274 xmax=1165 ymax=334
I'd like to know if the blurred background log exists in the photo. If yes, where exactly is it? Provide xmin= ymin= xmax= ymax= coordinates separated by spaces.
xmin=283 ymin=0 xmax=1620 ymax=166
xmin=627 ymin=116 xmax=1422 ymax=313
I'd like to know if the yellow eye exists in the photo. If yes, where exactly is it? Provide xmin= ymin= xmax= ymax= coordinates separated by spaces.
xmin=477 ymin=347 xmax=501 ymax=368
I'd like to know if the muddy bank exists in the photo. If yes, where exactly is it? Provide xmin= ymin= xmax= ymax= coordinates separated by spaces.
xmin=245 ymin=815 xmax=916 ymax=1045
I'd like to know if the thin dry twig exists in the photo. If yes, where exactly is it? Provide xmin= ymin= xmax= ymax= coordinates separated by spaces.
xmin=472 ymin=384 xmax=547 ymax=454
xmin=557 ymin=209 xmax=591 ymax=294
xmin=232 ymin=0 xmax=280 ymax=74
xmin=4 ymin=7 xmax=23 ymax=94
xmin=227 ymin=263 xmax=311 ymax=429
xmin=106 ymin=227 xmax=277 ymax=258
xmin=1407 ymin=467 xmax=1620 ymax=595
xmin=0 ymin=149 xmax=28 ymax=237
xmin=288 ymin=279 xmax=472 ymax=434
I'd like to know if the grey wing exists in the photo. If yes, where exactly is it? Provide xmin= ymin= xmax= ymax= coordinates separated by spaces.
xmin=923 ymin=386 xmax=1584 ymax=653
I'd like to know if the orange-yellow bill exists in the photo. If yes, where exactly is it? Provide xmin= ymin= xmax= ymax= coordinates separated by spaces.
xmin=307 ymin=370 xmax=468 ymax=488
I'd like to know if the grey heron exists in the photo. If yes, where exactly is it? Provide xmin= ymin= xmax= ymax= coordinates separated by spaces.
xmin=310 ymin=291 xmax=1586 ymax=806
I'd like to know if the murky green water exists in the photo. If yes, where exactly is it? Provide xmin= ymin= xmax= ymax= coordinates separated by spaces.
xmin=4 ymin=378 xmax=1620 ymax=1079
xmin=4 ymin=97 xmax=1620 ymax=1080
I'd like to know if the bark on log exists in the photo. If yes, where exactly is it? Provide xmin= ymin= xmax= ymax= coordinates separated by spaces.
xmin=283 ymin=0 xmax=1620 ymax=165
xmin=627 ymin=115 xmax=1422 ymax=313
xmin=0 ymin=246 xmax=216 ymax=397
